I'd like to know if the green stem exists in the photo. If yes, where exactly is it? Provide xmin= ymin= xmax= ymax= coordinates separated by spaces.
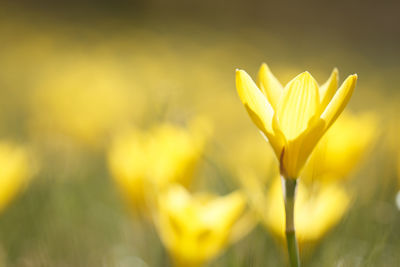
xmin=282 ymin=176 xmax=301 ymax=267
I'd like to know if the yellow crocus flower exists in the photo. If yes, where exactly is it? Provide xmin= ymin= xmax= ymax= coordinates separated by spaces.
xmin=155 ymin=184 xmax=246 ymax=267
xmin=236 ymin=64 xmax=357 ymax=179
xmin=108 ymin=119 xmax=209 ymax=214
xmin=241 ymin=175 xmax=350 ymax=244
xmin=0 ymin=142 xmax=32 ymax=213
xmin=264 ymin=178 xmax=350 ymax=243
xmin=302 ymin=112 xmax=376 ymax=183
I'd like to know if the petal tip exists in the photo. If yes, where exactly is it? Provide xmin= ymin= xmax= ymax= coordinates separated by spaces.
xmin=347 ymin=74 xmax=358 ymax=84
xmin=260 ymin=63 xmax=269 ymax=71
xmin=236 ymin=69 xmax=247 ymax=74
xmin=236 ymin=69 xmax=246 ymax=79
xmin=287 ymin=71 xmax=317 ymax=88
xmin=299 ymin=71 xmax=314 ymax=80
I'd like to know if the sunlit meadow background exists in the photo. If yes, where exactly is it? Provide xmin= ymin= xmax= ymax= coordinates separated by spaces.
xmin=0 ymin=1 xmax=399 ymax=266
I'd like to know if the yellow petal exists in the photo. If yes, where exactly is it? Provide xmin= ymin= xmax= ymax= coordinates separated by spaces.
xmin=280 ymin=118 xmax=326 ymax=178
xmin=270 ymin=115 xmax=287 ymax=159
xmin=157 ymin=184 xmax=246 ymax=267
xmin=257 ymin=63 xmax=283 ymax=109
xmin=319 ymin=68 xmax=338 ymax=112
xmin=296 ymin=182 xmax=351 ymax=242
xmin=202 ymin=191 xmax=245 ymax=228
xmin=0 ymin=143 xmax=31 ymax=213
xmin=303 ymin=111 xmax=376 ymax=183
xmin=236 ymin=69 xmax=275 ymax=135
xmin=276 ymin=72 xmax=319 ymax=140
xmin=321 ymin=74 xmax=357 ymax=129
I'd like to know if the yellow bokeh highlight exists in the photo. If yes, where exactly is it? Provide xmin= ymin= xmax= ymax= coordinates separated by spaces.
xmin=0 ymin=142 xmax=32 ymax=213
xmin=30 ymin=55 xmax=137 ymax=147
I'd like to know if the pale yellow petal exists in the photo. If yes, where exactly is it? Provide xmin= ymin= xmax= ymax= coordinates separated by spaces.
xmin=269 ymin=115 xmax=287 ymax=159
xmin=280 ymin=118 xmax=326 ymax=178
xmin=0 ymin=143 xmax=31 ymax=213
xmin=201 ymin=191 xmax=245 ymax=228
xmin=257 ymin=63 xmax=283 ymax=109
xmin=296 ymin=182 xmax=351 ymax=242
xmin=319 ymin=68 xmax=338 ymax=112
xmin=303 ymin=111 xmax=377 ymax=182
xmin=321 ymin=74 xmax=357 ymax=129
xmin=236 ymin=69 xmax=275 ymax=135
xmin=263 ymin=178 xmax=351 ymax=243
xmin=228 ymin=210 xmax=257 ymax=245
xmin=276 ymin=72 xmax=319 ymax=140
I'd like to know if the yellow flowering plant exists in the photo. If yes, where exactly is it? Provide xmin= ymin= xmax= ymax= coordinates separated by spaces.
xmin=238 ymin=112 xmax=376 ymax=261
xmin=236 ymin=63 xmax=357 ymax=266
xmin=155 ymin=184 xmax=247 ymax=267
xmin=236 ymin=64 xmax=357 ymax=179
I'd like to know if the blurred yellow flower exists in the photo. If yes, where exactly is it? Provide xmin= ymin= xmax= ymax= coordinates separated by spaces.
xmin=0 ymin=142 xmax=32 ymax=213
xmin=155 ymin=184 xmax=246 ymax=267
xmin=302 ymin=112 xmax=377 ymax=183
xmin=108 ymin=119 xmax=209 ymax=214
xmin=242 ymin=175 xmax=350 ymax=244
xmin=236 ymin=64 xmax=357 ymax=178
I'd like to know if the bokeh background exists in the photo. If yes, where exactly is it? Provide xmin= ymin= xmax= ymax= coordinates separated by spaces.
xmin=0 ymin=0 xmax=399 ymax=266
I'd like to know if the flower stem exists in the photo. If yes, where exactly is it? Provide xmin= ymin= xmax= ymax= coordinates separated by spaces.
xmin=282 ymin=176 xmax=300 ymax=267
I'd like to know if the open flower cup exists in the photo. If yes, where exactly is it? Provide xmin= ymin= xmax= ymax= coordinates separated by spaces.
xmin=236 ymin=64 xmax=357 ymax=179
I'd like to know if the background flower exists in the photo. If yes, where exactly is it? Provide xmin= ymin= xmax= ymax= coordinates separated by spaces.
xmin=155 ymin=184 xmax=247 ymax=267
xmin=108 ymin=119 xmax=209 ymax=215
xmin=0 ymin=142 xmax=33 ymax=213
